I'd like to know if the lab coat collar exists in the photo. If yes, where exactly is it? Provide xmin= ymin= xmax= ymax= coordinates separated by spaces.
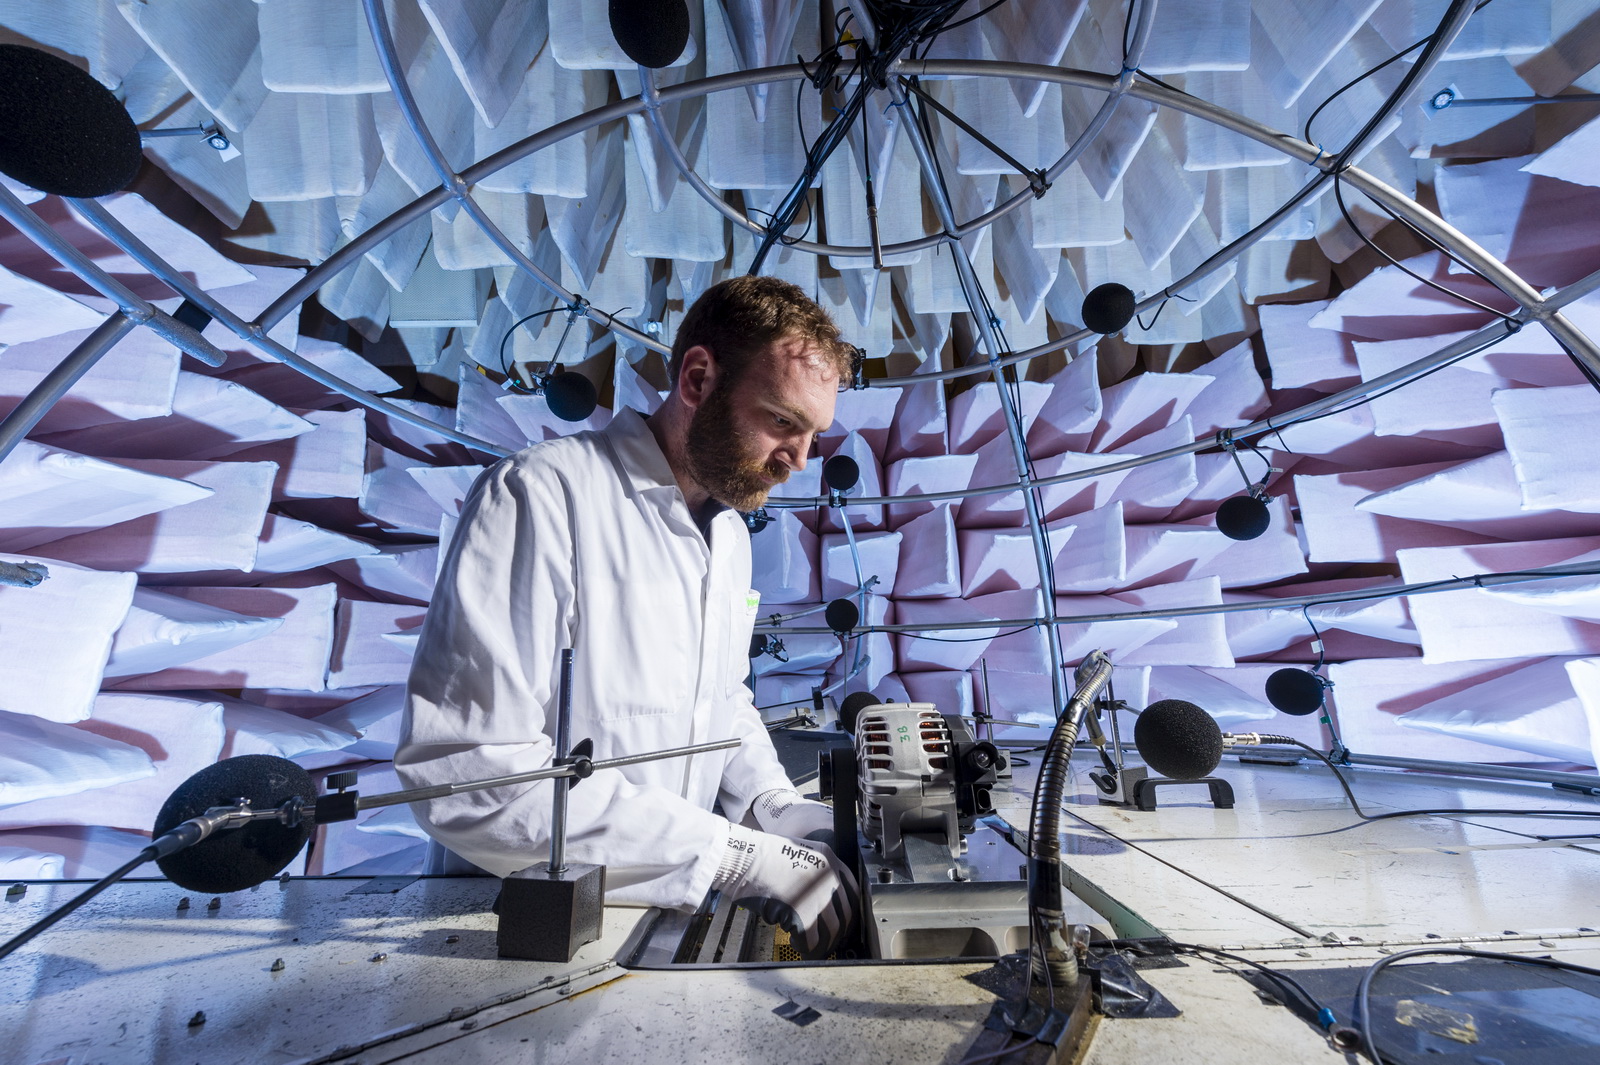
xmin=605 ymin=407 xmax=681 ymax=502
xmin=604 ymin=408 xmax=742 ymax=540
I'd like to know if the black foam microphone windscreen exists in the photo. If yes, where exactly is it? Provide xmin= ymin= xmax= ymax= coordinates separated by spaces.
xmin=544 ymin=370 xmax=597 ymax=422
xmin=1266 ymin=668 xmax=1326 ymax=716
xmin=609 ymin=0 xmax=691 ymax=68
xmin=823 ymin=454 xmax=860 ymax=493
xmin=1081 ymin=283 xmax=1136 ymax=335
xmin=0 ymin=45 xmax=143 ymax=198
xmin=151 ymin=755 xmax=317 ymax=893
xmin=1216 ymin=494 xmax=1271 ymax=541
xmin=838 ymin=691 xmax=880 ymax=735
xmin=824 ymin=597 xmax=860 ymax=634
xmin=1133 ymin=699 xmax=1225 ymax=780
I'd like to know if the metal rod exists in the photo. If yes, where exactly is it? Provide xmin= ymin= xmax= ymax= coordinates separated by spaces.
xmin=754 ymin=559 xmax=1600 ymax=636
xmin=1334 ymin=752 xmax=1600 ymax=790
xmin=764 ymin=317 xmax=1521 ymax=509
xmin=0 ymin=312 xmax=137 ymax=464
xmin=66 ymin=198 xmax=510 ymax=456
xmin=0 ymin=186 xmax=227 ymax=368
xmin=549 ymin=649 xmax=575 ymax=875
xmin=892 ymin=75 xmax=1068 ymax=719
xmin=1438 ymin=93 xmax=1600 ymax=108
xmin=353 ymin=737 xmax=743 ymax=811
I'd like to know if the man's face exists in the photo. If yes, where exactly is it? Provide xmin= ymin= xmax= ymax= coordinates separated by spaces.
xmin=683 ymin=336 xmax=839 ymax=513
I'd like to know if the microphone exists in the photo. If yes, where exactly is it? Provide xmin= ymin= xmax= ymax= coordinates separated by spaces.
xmin=0 ymin=44 xmax=143 ymax=198
xmin=824 ymin=597 xmax=860 ymax=634
xmin=1216 ymin=493 xmax=1271 ymax=541
xmin=838 ymin=690 xmax=880 ymax=735
xmin=150 ymin=755 xmax=319 ymax=893
xmin=1266 ymin=667 xmax=1330 ymax=716
xmin=823 ymin=454 xmax=860 ymax=496
xmin=1081 ymin=283 xmax=1136 ymax=335
xmin=542 ymin=369 xmax=598 ymax=422
xmin=1133 ymin=699 xmax=1224 ymax=780
xmin=609 ymin=0 xmax=690 ymax=68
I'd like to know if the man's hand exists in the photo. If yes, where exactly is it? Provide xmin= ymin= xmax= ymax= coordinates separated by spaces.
xmin=713 ymin=824 xmax=857 ymax=958
xmin=752 ymin=787 xmax=837 ymax=850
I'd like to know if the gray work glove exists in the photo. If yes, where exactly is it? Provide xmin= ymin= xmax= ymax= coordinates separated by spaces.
xmin=752 ymin=787 xmax=838 ymax=852
xmin=713 ymin=823 xmax=857 ymax=959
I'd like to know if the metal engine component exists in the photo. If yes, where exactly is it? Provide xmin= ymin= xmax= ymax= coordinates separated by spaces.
xmin=854 ymin=703 xmax=998 ymax=861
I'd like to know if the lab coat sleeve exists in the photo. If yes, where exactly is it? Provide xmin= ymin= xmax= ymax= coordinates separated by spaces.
xmin=396 ymin=454 xmax=730 ymax=909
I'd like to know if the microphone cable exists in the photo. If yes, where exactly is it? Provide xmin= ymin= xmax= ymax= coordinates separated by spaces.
xmin=1237 ymin=735 xmax=1600 ymax=833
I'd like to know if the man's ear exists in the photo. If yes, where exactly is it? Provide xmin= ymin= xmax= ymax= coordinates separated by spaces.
xmin=675 ymin=344 xmax=718 ymax=411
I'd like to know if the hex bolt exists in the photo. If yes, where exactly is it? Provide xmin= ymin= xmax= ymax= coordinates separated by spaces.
xmin=270 ymin=958 xmax=285 ymax=973
xmin=206 ymin=897 xmax=221 ymax=911
xmin=176 ymin=897 xmax=190 ymax=910
xmin=187 ymin=1011 xmax=207 ymax=1028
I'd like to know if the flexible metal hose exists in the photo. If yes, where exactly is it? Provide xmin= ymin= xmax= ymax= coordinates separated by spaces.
xmin=1027 ymin=651 xmax=1114 ymax=987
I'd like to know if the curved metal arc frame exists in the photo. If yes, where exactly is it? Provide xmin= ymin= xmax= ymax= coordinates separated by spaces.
xmin=753 ymin=560 xmax=1600 ymax=636
xmin=66 ymin=198 xmax=511 ymax=457
xmin=0 ymin=185 xmax=228 ymax=369
xmin=356 ymin=0 xmax=668 ymax=359
xmin=248 ymin=55 xmax=1576 ymax=408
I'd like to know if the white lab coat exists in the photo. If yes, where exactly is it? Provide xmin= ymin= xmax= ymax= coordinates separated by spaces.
xmin=396 ymin=408 xmax=794 ymax=908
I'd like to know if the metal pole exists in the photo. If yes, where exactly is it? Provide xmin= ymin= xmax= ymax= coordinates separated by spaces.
xmin=889 ymin=74 xmax=1068 ymax=718
xmin=753 ymin=558 xmax=1600 ymax=636
xmin=0 ymin=312 xmax=137 ymax=464
xmin=761 ymin=317 xmax=1522 ymax=510
xmin=1334 ymin=752 xmax=1600 ymax=791
xmin=0 ymin=186 xmax=227 ymax=368
xmin=67 ymin=198 xmax=510 ymax=456
xmin=549 ymin=648 xmax=574 ymax=875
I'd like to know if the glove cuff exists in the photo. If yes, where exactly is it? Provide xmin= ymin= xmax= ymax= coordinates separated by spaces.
xmin=711 ymin=822 xmax=760 ymax=889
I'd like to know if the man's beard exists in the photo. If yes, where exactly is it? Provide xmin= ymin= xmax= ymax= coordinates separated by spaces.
xmin=683 ymin=383 xmax=789 ymax=513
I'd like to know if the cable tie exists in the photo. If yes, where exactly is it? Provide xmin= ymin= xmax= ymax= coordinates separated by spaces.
xmin=1310 ymin=144 xmax=1327 ymax=168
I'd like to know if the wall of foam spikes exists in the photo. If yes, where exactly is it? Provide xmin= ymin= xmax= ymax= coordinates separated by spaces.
xmin=3 ymin=0 xmax=1600 ymax=879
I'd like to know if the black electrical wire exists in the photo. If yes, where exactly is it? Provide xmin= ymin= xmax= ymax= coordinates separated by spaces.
xmin=1263 ymin=737 xmax=1600 ymax=832
xmin=1331 ymin=175 xmax=1519 ymax=323
xmin=1353 ymin=948 xmax=1600 ymax=1064
xmin=1302 ymin=0 xmax=1499 ymax=149
xmin=1164 ymin=941 xmax=1337 ymax=1029
xmin=497 ymin=306 xmax=563 ymax=380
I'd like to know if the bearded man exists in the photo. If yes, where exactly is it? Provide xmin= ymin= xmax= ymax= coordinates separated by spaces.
xmin=396 ymin=276 xmax=859 ymax=956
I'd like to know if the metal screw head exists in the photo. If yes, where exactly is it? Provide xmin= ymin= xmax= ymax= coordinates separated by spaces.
xmin=370 ymin=952 xmax=388 ymax=963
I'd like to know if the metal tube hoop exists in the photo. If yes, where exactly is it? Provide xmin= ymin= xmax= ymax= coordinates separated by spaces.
xmin=763 ymin=317 xmax=1521 ymax=509
xmin=358 ymin=0 xmax=667 ymax=358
